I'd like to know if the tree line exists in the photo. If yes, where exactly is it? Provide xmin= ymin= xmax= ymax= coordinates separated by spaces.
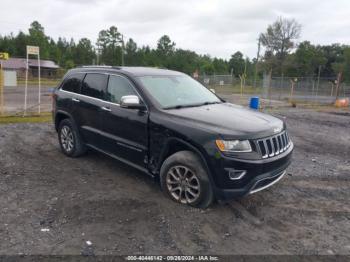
xmin=0 ymin=19 xmax=349 ymax=82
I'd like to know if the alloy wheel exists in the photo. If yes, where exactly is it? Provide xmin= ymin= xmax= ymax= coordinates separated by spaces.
xmin=60 ymin=125 xmax=74 ymax=153
xmin=166 ymin=165 xmax=201 ymax=204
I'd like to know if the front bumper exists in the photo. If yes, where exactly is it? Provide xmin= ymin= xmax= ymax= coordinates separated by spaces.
xmin=210 ymin=143 xmax=293 ymax=201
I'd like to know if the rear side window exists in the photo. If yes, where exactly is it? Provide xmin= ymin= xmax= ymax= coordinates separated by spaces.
xmin=61 ymin=73 xmax=85 ymax=93
xmin=106 ymin=75 xmax=137 ymax=104
xmin=81 ymin=73 xmax=108 ymax=99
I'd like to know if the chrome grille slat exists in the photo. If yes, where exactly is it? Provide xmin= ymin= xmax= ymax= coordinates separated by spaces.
xmin=277 ymin=135 xmax=283 ymax=153
xmin=272 ymin=137 xmax=279 ymax=155
xmin=285 ymin=133 xmax=288 ymax=149
xmin=284 ymin=134 xmax=287 ymax=150
xmin=268 ymin=138 xmax=274 ymax=157
xmin=282 ymin=133 xmax=286 ymax=150
xmin=262 ymin=140 xmax=268 ymax=158
xmin=256 ymin=131 xmax=291 ymax=159
xmin=279 ymin=134 xmax=284 ymax=152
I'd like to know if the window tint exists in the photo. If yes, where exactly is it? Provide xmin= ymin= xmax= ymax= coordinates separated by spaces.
xmin=61 ymin=73 xmax=85 ymax=93
xmin=81 ymin=73 xmax=108 ymax=99
xmin=106 ymin=75 xmax=137 ymax=104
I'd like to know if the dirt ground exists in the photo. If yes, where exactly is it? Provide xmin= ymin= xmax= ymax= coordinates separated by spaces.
xmin=0 ymin=107 xmax=349 ymax=256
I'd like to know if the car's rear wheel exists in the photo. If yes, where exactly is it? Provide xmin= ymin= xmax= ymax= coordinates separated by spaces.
xmin=160 ymin=151 xmax=214 ymax=208
xmin=58 ymin=118 xmax=86 ymax=157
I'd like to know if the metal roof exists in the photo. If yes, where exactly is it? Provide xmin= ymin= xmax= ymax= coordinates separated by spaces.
xmin=1 ymin=58 xmax=59 ymax=69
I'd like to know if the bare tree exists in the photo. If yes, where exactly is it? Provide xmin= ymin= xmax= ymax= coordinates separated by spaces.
xmin=260 ymin=17 xmax=301 ymax=75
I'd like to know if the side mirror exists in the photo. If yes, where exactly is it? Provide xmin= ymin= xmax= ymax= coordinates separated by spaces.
xmin=120 ymin=95 xmax=145 ymax=110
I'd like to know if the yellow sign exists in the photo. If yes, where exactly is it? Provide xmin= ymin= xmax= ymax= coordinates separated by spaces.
xmin=0 ymin=52 xmax=9 ymax=60
xmin=27 ymin=45 xmax=40 ymax=55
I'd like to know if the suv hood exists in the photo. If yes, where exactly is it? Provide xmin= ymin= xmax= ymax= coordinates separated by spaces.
xmin=165 ymin=103 xmax=284 ymax=139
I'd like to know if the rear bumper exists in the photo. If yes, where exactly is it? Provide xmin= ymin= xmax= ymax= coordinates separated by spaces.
xmin=211 ymin=143 xmax=293 ymax=201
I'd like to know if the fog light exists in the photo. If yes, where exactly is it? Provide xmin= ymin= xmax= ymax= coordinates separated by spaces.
xmin=227 ymin=169 xmax=247 ymax=180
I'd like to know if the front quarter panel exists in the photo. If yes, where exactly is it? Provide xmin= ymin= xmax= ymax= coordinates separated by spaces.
xmin=148 ymin=111 xmax=217 ymax=175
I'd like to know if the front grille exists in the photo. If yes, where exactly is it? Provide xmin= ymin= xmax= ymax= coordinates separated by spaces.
xmin=256 ymin=131 xmax=291 ymax=159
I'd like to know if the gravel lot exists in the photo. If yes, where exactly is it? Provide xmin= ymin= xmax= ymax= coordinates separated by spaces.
xmin=0 ymin=107 xmax=349 ymax=255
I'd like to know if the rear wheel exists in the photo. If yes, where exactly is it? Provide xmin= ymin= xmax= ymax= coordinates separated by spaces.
xmin=58 ymin=118 xmax=86 ymax=157
xmin=160 ymin=151 xmax=214 ymax=208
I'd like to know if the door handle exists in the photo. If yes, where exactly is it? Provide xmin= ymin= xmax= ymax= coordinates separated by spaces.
xmin=72 ymin=98 xmax=80 ymax=102
xmin=101 ymin=106 xmax=111 ymax=112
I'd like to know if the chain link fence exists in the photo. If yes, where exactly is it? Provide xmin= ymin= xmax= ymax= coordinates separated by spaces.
xmin=1 ymin=69 xmax=350 ymax=116
xmin=198 ymin=74 xmax=350 ymax=106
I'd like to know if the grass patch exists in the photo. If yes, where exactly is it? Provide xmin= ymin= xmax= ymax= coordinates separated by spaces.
xmin=0 ymin=113 xmax=52 ymax=124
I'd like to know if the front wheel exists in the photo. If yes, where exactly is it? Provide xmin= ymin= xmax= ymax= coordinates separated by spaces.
xmin=160 ymin=151 xmax=214 ymax=208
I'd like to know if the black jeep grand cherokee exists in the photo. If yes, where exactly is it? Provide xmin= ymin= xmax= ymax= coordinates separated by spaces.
xmin=53 ymin=66 xmax=293 ymax=208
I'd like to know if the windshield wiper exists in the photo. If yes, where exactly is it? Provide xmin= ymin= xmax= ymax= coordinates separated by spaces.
xmin=164 ymin=104 xmax=199 ymax=110
xmin=164 ymin=101 xmax=221 ymax=110
xmin=200 ymin=101 xmax=221 ymax=106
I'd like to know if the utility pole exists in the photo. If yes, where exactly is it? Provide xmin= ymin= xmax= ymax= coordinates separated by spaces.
xmin=96 ymin=46 xmax=101 ymax=65
xmin=120 ymin=34 xmax=125 ymax=66
xmin=0 ymin=61 xmax=3 ymax=116
xmin=0 ymin=52 xmax=9 ymax=116
xmin=253 ymin=37 xmax=261 ymax=88
xmin=316 ymin=65 xmax=322 ymax=100
xmin=244 ymin=57 xmax=247 ymax=88
xmin=335 ymin=72 xmax=342 ymax=100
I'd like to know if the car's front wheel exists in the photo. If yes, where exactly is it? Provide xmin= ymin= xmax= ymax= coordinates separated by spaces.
xmin=58 ymin=118 xmax=86 ymax=157
xmin=160 ymin=151 xmax=214 ymax=208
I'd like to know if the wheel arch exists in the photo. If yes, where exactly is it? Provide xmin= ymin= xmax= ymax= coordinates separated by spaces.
xmin=156 ymin=138 xmax=215 ymax=185
xmin=54 ymin=110 xmax=74 ymax=131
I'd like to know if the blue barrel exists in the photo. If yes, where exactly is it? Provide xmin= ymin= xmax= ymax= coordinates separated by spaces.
xmin=249 ymin=97 xmax=259 ymax=109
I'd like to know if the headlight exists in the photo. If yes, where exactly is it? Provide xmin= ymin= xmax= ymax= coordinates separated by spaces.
xmin=216 ymin=139 xmax=252 ymax=153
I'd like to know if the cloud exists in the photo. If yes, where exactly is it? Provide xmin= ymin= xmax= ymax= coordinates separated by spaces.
xmin=1 ymin=0 xmax=350 ymax=59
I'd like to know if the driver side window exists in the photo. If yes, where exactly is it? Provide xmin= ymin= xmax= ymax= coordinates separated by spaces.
xmin=106 ymin=75 xmax=137 ymax=104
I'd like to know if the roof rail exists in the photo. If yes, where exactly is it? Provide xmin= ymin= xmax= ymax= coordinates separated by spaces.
xmin=79 ymin=65 xmax=121 ymax=69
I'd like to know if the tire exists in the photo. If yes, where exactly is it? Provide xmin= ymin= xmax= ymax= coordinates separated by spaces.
xmin=160 ymin=150 xmax=214 ymax=208
xmin=58 ymin=118 xmax=86 ymax=157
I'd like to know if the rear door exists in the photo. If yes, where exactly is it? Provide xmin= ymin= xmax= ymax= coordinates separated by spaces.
xmin=57 ymin=73 xmax=85 ymax=116
xmin=75 ymin=73 xmax=108 ymax=147
xmin=99 ymin=74 xmax=149 ymax=169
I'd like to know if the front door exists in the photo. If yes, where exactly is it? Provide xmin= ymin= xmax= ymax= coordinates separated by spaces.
xmin=99 ymin=74 xmax=149 ymax=169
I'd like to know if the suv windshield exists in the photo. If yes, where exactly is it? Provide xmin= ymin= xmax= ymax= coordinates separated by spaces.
xmin=138 ymin=75 xmax=221 ymax=109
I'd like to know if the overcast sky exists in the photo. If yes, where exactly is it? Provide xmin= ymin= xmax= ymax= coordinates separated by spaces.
xmin=1 ymin=0 xmax=349 ymax=59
